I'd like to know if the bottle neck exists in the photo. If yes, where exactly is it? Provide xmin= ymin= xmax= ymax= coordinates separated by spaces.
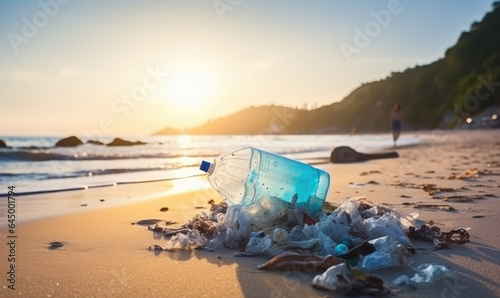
xmin=207 ymin=161 xmax=215 ymax=174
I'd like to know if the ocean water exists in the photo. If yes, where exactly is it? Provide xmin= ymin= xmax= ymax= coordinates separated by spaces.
xmin=0 ymin=134 xmax=421 ymax=195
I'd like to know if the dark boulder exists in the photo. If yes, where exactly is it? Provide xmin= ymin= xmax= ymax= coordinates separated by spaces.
xmin=330 ymin=146 xmax=399 ymax=163
xmin=87 ymin=140 xmax=104 ymax=145
xmin=107 ymin=138 xmax=146 ymax=146
xmin=0 ymin=139 xmax=7 ymax=147
xmin=55 ymin=136 xmax=83 ymax=147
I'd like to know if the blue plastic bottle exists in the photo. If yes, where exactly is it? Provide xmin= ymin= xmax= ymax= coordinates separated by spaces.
xmin=200 ymin=147 xmax=330 ymax=214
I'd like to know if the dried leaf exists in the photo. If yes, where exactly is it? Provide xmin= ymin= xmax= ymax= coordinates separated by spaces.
xmin=258 ymin=254 xmax=344 ymax=271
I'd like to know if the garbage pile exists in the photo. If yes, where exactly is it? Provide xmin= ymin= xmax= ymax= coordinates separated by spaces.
xmin=147 ymin=196 xmax=470 ymax=295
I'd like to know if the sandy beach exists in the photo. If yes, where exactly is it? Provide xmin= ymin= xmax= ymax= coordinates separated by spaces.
xmin=1 ymin=130 xmax=500 ymax=297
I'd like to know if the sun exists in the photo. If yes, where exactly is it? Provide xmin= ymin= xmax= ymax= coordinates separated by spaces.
xmin=168 ymin=71 xmax=211 ymax=105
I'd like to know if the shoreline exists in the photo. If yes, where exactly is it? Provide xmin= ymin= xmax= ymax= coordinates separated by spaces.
xmin=2 ymin=142 xmax=407 ymax=223
xmin=1 ymin=130 xmax=499 ymax=297
xmin=2 ymin=129 xmax=496 ymax=224
xmin=1 ymin=132 xmax=425 ymax=197
xmin=3 ymin=175 xmax=211 ymax=224
xmin=4 ymin=172 xmax=207 ymax=197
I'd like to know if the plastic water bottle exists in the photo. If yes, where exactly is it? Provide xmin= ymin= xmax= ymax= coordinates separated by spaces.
xmin=199 ymin=147 xmax=330 ymax=214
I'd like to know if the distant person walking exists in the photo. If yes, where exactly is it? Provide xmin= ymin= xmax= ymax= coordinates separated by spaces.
xmin=391 ymin=103 xmax=403 ymax=147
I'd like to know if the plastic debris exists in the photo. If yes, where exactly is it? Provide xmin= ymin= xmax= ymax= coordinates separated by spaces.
xmin=288 ymin=225 xmax=308 ymax=241
xmin=138 ymin=192 xmax=475 ymax=297
xmin=243 ymin=196 xmax=289 ymax=229
xmin=312 ymin=263 xmax=352 ymax=291
xmin=338 ymin=241 xmax=377 ymax=260
xmin=365 ymin=213 xmax=412 ymax=247
xmin=393 ymin=264 xmax=454 ymax=285
xmin=408 ymin=225 xmax=470 ymax=249
xmin=163 ymin=230 xmax=208 ymax=251
xmin=318 ymin=236 xmax=338 ymax=256
xmin=357 ymin=236 xmax=408 ymax=272
xmin=333 ymin=244 xmax=349 ymax=256
xmin=209 ymin=201 xmax=228 ymax=215
xmin=241 ymin=235 xmax=276 ymax=256
xmin=331 ymin=198 xmax=363 ymax=227
xmin=358 ymin=251 xmax=399 ymax=272
xmin=210 ymin=204 xmax=252 ymax=250
xmin=272 ymin=227 xmax=289 ymax=245
xmin=144 ymin=195 xmax=469 ymax=283
xmin=232 ymin=197 xmax=420 ymax=259
xmin=312 ymin=263 xmax=390 ymax=295
xmin=408 ymin=224 xmax=441 ymax=242
xmin=370 ymin=236 xmax=408 ymax=265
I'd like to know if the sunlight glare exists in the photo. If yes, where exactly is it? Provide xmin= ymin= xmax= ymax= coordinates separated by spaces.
xmin=177 ymin=134 xmax=193 ymax=149
xmin=177 ymin=134 xmax=193 ymax=145
xmin=168 ymin=71 xmax=211 ymax=105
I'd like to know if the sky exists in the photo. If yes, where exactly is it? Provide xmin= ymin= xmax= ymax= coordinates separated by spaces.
xmin=0 ymin=0 xmax=495 ymax=137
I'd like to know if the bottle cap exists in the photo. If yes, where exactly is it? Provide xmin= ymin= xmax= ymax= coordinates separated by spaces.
xmin=200 ymin=160 xmax=211 ymax=172
xmin=334 ymin=244 xmax=348 ymax=256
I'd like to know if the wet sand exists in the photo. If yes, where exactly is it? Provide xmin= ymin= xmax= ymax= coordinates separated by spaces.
xmin=1 ymin=130 xmax=499 ymax=297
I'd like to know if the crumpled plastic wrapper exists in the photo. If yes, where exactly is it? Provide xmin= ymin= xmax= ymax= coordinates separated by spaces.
xmin=312 ymin=263 xmax=389 ymax=295
xmin=393 ymin=264 xmax=454 ymax=285
xmin=357 ymin=236 xmax=408 ymax=272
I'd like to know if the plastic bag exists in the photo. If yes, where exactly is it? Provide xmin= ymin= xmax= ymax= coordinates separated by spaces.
xmin=244 ymin=235 xmax=283 ymax=256
xmin=331 ymin=199 xmax=363 ymax=226
xmin=243 ymin=196 xmax=288 ymax=229
xmin=213 ymin=204 xmax=251 ymax=249
xmin=312 ymin=263 xmax=352 ymax=291
xmin=393 ymin=264 xmax=454 ymax=285
xmin=164 ymin=230 xmax=207 ymax=250
xmin=357 ymin=251 xmax=399 ymax=272
xmin=365 ymin=213 xmax=412 ymax=246
xmin=356 ymin=236 xmax=407 ymax=272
